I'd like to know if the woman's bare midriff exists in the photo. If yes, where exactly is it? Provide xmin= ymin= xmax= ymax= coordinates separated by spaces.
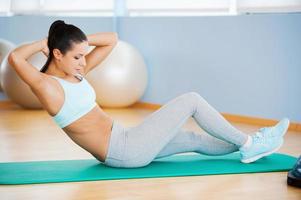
xmin=33 ymin=74 xmax=114 ymax=163
xmin=61 ymin=105 xmax=114 ymax=162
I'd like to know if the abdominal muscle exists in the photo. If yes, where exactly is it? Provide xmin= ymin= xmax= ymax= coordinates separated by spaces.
xmin=62 ymin=105 xmax=114 ymax=162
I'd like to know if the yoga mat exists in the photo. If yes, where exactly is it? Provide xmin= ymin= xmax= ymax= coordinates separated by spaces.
xmin=0 ymin=153 xmax=296 ymax=185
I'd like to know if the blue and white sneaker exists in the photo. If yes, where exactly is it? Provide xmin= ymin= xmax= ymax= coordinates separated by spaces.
xmin=239 ymin=118 xmax=290 ymax=163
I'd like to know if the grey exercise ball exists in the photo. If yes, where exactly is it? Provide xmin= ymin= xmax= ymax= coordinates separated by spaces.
xmin=86 ymin=40 xmax=148 ymax=108
xmin=0 ymin=51 xmax=46 ymax=109
xmin=0 ymin=39 xmax=15 ymax=91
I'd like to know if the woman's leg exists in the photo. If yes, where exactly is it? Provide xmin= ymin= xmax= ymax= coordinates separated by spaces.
xmin=120 ymin=92 xmax=248 ymax=168
xmin=155 ymin=129 xmax=238 ymax=159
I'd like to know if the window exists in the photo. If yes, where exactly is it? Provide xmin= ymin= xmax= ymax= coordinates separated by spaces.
xmin=2 ymin=0 xmax=114 ymax=16
xmin=127 ymin=0 xmax=237 ymax=16
xmin=0 ymin=0 xmax=11 ymax=15
xmin=1 ymin=0 xmax=301 ymax=17
xmin=238 ymin=0 xmax=301 ymax=14
xmin=126 ymin=0 xmax=301 ymax=16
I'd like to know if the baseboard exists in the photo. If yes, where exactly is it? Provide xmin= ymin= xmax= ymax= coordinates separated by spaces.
xmin=1 ymin=100 xmax=300 ymax=132
xmin=0 ymin=100 xmax=20 ymax=109
xmin=131 ymin=101 xmax=301 ymax=132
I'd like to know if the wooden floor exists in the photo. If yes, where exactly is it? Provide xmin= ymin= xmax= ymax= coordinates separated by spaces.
xmin=0 ymin=104 xmax=301 ymax=200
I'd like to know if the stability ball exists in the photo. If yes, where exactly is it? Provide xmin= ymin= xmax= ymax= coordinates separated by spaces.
xmin=86 ymin=40 xmax=148 ymax=108
xmin=0 ymin=39 xmax=15 ymax=91
xmin=0 ymin=51 xmax=46 ymax=109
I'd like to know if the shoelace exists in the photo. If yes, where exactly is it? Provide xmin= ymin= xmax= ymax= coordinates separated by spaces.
xmin=252 ymin=126 xmax=277 ymax=144
xmin=257 ymin=126 xmax=277 ymax=138
xmin=252 ymin=132 xmax=267 ymax=144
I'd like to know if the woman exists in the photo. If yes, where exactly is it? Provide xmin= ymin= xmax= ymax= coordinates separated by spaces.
xmin=8 ymin=20 xmax=290 ymax=168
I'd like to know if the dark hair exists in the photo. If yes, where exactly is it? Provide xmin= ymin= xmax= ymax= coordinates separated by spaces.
xmin=40 ymin=20 xmax=87 ymax=73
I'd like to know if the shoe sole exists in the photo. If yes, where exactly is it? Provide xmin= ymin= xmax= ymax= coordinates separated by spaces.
xmin=241 ymin=141 xmax=283 ymax=164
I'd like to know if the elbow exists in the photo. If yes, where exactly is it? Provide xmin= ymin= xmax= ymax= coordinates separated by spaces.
xmin=112 ymin=32 xmax=119 ymax=46
xmin=8 ymin=51 xmax=18 ymax=67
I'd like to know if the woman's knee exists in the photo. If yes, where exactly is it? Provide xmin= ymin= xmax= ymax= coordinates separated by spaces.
xmin=182 ymin=92 xmax=207 ymax=104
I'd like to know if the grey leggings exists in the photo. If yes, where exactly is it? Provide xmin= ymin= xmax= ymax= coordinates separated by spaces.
xmin=104 ymin=92 xmax=248 ymax=168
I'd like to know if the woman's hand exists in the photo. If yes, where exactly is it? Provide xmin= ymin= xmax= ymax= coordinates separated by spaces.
xmin=41 ymin=38 xmax=49 ymax=57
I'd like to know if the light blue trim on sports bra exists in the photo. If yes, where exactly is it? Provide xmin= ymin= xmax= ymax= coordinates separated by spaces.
xmin=51 ymin=75 xmax=97 ymax=128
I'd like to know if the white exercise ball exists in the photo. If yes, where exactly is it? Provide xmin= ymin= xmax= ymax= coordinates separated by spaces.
xmin=86 ymin=40 xmax=148 ymax=108
xmin=0 ymin=39 xmax=15 ymax=91
xmin=0 ymin=51 xmax=46 ymax=109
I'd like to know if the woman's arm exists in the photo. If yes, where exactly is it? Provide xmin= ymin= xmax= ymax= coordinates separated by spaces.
xmin=8 ymin=39 xmax=47 ymax=89
xmin=84 ymin=32 xmax=118 ymax=74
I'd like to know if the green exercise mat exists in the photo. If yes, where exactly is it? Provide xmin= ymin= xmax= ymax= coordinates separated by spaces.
xmin=0 ymin=153 xmax=296 ymax=185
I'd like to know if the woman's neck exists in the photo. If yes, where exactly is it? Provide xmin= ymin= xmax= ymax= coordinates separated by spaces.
xmin=45 ymin=62 xmax=82 ymax=81
xmin=46 ymin=62 xmax=67 ymax=78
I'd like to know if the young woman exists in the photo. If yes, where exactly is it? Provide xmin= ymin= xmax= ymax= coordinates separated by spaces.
xmin=9 ymin=20 xmax=290 ymax=168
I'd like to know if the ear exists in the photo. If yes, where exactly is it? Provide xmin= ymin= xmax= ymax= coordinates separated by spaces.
xmin=53 ymin=49 xmax=63 ymax=60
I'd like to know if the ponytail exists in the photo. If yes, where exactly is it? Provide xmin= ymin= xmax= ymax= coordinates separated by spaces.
xmin=40 ymin=20 xmax=87 ymax=73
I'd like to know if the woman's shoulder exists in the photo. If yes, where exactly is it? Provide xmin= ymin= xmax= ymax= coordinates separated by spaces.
xmin=29 ymin=73 xmax=65 ymax=116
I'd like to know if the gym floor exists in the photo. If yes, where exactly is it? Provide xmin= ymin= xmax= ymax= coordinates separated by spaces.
xmin=0 ymin=102 xmax=300 ymax=199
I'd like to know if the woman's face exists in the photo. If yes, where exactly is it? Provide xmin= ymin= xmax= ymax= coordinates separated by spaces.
xmin=56 ymin=41 xmax=89 ymax=76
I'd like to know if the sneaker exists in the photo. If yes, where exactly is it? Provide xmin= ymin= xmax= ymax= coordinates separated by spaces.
xmin=257 ymin=118 xmax=290 ymax=138
xmin=239 ymin=118 xmax=290 ymax=163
